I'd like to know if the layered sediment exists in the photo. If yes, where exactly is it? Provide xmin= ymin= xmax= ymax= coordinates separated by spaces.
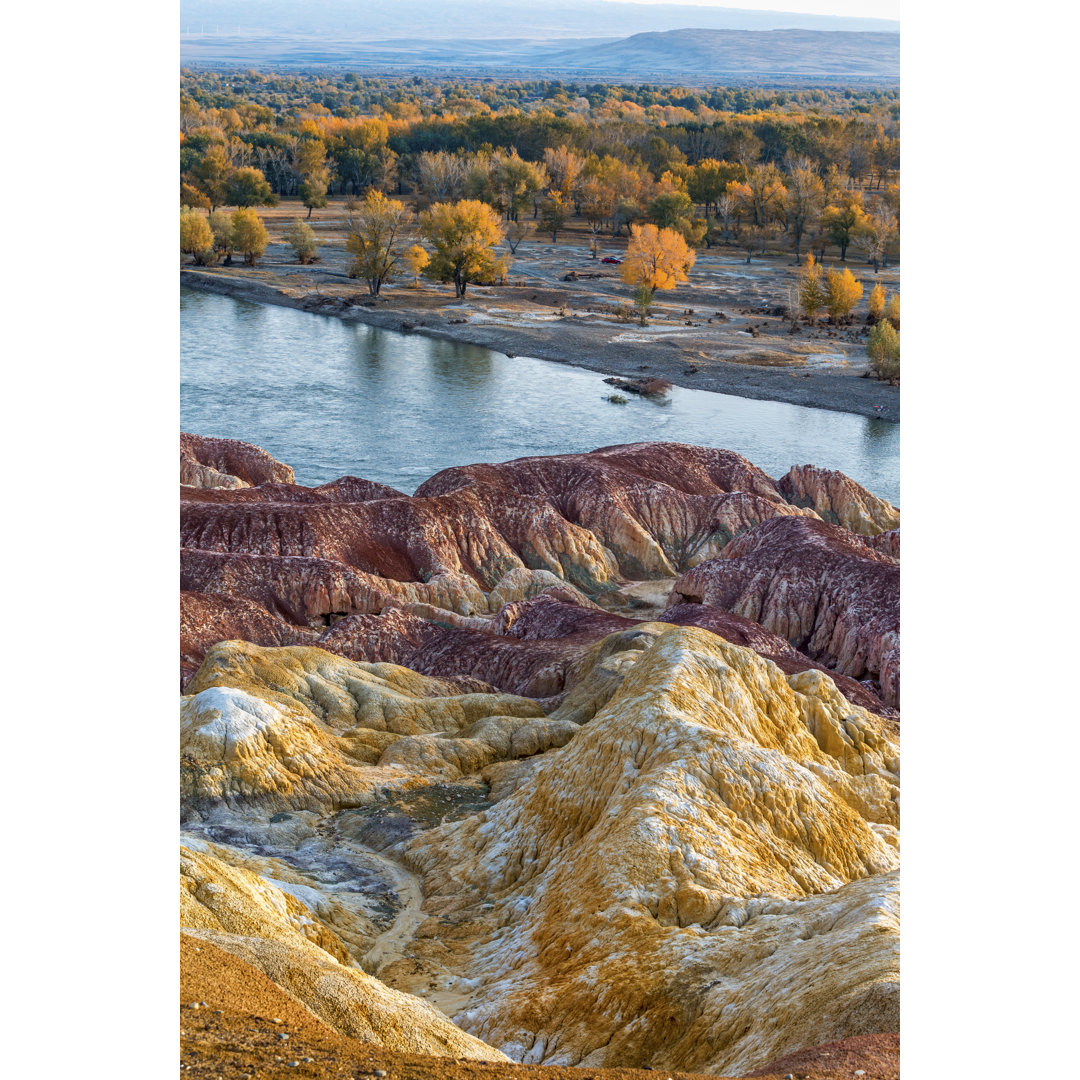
xmin=179 ymin=435 xmax=900 ymax=1075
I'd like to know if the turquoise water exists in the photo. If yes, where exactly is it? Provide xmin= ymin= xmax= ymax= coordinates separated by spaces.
xmin=181 ymin=287 xmax=899 ymax=503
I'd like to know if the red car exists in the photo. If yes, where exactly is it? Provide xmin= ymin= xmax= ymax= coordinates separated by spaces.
xmin=601 ymin=256 xmax=622 ymax=264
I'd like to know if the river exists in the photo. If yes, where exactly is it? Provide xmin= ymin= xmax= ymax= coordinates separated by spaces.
xmin=181 ymin=287 xmax=899 ymax=504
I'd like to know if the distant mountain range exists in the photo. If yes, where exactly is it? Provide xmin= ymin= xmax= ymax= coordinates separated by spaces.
xmin=180 ymin=1 xmax=900 ymax=41
xmin=181 ymin=25 xmax=899 ymax=82
xmin=541 ymin=29 xmax=899 ymax=78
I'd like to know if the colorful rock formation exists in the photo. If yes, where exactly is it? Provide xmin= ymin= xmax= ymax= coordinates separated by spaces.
xmin=670 ymin=516 xmax=900 ymax=707
xmin=777 ymin=464 xmax=899 ymax=536
xmin=178 ymin=435 xmax=900 ymax=1075
xmin=181 ymin=627 xmax=898 ymax=1076
xmin=181 ymin=432 xmax=296 ymax=488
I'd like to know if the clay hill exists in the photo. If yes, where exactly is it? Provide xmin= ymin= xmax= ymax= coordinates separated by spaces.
xmin=179 ymin=433 xmax=900 ymax=1078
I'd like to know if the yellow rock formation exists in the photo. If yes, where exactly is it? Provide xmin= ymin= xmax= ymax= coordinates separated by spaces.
xmin=181 ymin=845 xmax=509 ymax=1061
xmin=179 ymin=627 xmax=899 ymax=1075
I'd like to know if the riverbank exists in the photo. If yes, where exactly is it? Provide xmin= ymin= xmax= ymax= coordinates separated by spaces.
xmin=180 ymin=260 xmax=900 ymax=423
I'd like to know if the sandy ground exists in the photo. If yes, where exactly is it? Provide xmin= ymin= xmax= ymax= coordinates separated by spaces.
xmin=180 ymin=208 xmax=899 ymax=422
xmin=180 ymin=935 xmax=898 ymax=1080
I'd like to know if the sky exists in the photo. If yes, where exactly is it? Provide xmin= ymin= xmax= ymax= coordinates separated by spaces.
xmin=619 ymin=0 xmax=901 ymax=20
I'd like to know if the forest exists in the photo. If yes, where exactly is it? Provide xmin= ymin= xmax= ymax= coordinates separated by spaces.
xmin=180 ymin=70 xmax=899 ymax=267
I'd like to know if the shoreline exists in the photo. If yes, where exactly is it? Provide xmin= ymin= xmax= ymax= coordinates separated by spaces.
xmin=180 ymin=268 xmax=900 ymax=423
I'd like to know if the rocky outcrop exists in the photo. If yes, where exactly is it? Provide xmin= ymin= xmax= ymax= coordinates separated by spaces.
xmin=181 ymin=432 xmax=296 ymax=489
xmin=415 ymin=442 xmax=811 ymax=578
xmin=180 ymin=443 xmax=816 ymax=626
xmin=394 ymin=627 xmax=899 ymax=1074
xmin=181 ymin=641 xmax=564 ymax=815
xmin=670 ymin=516 xmax=899 ymax=707
xmin=777 ymin=464 xmax=899 ymax=536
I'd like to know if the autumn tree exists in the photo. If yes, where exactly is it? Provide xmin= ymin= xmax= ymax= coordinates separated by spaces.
xmin=538 ymin=192 xmax=571 ymax=243
xmin=797 ymin=254 xmax=825 ymax=321
xmin=884 ymin=293 xmax=900 ymax=328
xmin=648 ymin=190 xmax=705 ymax=246
xmin=231 ymin=208 xmax=269 ymax=265
xmin=284 ymin=219 xmax=318 ymax=264
xmin=181 ymin=182 xmax=211 ymax=211
xmin=345 ymin=190 xmax=411 ymax=296
xmin=784 ymin=159 xmax=826 ymax=260
xmin=402 ymin=244 xmax=430 ymax=287
xmin=180 ymin=207 xmax=214 ymax=263
xmin=419 ymin=199 xmax=506 ymax=298
xmin=868 ymin=283 xmax=886 ymax=323
xmin=620 ymin=224 xmax=696 ymax=324
xmin=208 ymin=210 xmax=235 ymax=263
xmin=687 ymin=159 xmax=744 ymax=216
xmin=578 ymin=177 xmax=617 ymax=257
xmin=542 ymin=147 xmax=584 ymax=198
xmin=821 ymin=192 xmax=869 ymax=261
xmin=225 ymin=166 xmax=277 ymax=209
xmin=824 ymin=267 xmax=864 ymax=322
xmin=866 ymin=320 xmax=899 ymax=382
xmin=492 ymin=151 xmax=547 ymax=221
xmin=728 ymin=164 xmax=787 ymax=227
xmin=191 ymin=144 xmax=233 ymax=211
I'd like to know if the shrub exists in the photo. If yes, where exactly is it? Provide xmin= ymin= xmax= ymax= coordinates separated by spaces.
xmin=284 ymin=219 xmax=318 ymax=264
xmin=867 ymin=320 xmax=900 ymax=382
xmin=884 ymin=293 xmax=900 ymax=328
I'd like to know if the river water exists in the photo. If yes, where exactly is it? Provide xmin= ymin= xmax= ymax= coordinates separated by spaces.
xmin=181 ymin=287 xmax=899 ymax=504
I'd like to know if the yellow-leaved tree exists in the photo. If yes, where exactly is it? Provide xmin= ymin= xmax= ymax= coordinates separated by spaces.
xmin=180 ymin=207 xmax=213 ymax=263
xmin=797 ymin=253 xmax=825 ymax=322
xmin=824 ymin=267 xmax=863 ymax=322
xmin=620 ymin=223 xmax=696 ymax=325
xmin=402 ymin=244 xmax=430 ymax=287
xmin=419 ymin=200 xmax=506 ymax=298
xmin=345 ymin=190 xmax=411 ymax=297
xmin=868 ymin=282 xmax=887 ymax=323
xmin=230 ymin=208 xmax=269 ymax=266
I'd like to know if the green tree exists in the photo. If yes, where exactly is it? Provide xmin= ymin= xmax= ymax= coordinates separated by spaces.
xmin=866 ymin=320 xmax=899 ymax=382
xmin=208 ymin=210 xmax=235 ymax=263
xmin=797 ymin=253 xmax=825 ymax=321
xmin=821 ymin=192 xmax=869 ymax=261
xmin=230 ymin=208 xmax=269 ymax=265
xmin=538 ymin=192 xmax=571 ymax=243
xmin=419 ymin=199 xmax=506 ymax=298
xmin=225 ymin=166 xmax=276 ymax=208
xmin=299 ymin=173 xmax=329 ymax=218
